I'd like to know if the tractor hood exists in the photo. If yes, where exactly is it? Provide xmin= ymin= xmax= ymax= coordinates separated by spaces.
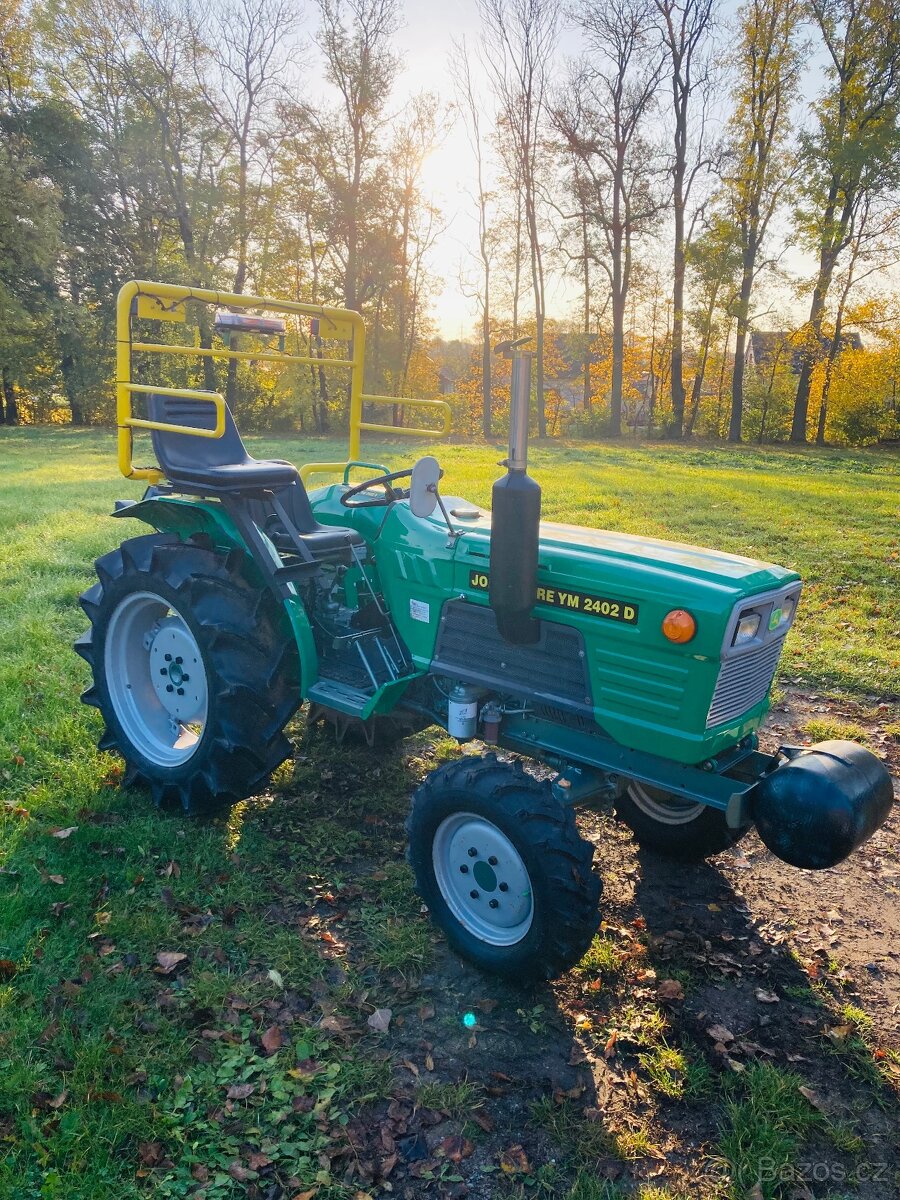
xmin=453 ymin=507 xmax=798 ymax=602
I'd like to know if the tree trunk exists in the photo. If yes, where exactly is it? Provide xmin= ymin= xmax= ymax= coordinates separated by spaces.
xmin=482 ymin=264 xmax=492 ymax=439
xmin=2 ymin=368 xmax=18 ymax=425
xmin=729 ymin=261 xmax=754 ymax=442
xmin=670 ymin=174 xmax=686 ymax=437
xmin=791 ymin=278 xmax=829 ymax=443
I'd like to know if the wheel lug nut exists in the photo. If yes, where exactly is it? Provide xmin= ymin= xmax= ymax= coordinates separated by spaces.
xmin=175 ymin=656 xmax=183 ymax=664
xmin=181 ymin=673 xmax=189 ymax=682
xmin=489 ymin=899 xmax=499 ymax=909
xmin=499 ymin=882 xmax=509 ymax=892
xmin=176 ymin=687 xmax=184 ymax=696
xmin=160 ymin=668 xmax=167 ymax=676
xmin=166 ymin=684 xmax=174 ymax=693
xmin=469 ymin=890 xmax=479 ymax=899
xmin=164 ymin=653 xmax=172 ymax=662
xmin=467 ymin=847 xmax=478 ymax=857
xmin=488 ymin=855 xmax=498 ymax=866
xmin=459 ymin=864 xmax=469 ymax=873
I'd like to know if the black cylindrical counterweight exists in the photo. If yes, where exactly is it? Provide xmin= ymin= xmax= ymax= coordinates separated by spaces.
xmin=490 ymin=468 xmax=541 ymax=644
xmin=752 ymin=739 xmax=894 ymax=869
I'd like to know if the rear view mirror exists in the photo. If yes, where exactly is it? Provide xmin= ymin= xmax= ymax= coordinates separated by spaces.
xmin=409 ymin=456 xmax=441 ymax=518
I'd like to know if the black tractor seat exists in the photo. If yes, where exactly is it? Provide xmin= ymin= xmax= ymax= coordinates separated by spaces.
xmin=146 ymin=393 xmax=364 ymax=561
xmin=148 ymin=394 xmax=299 ymax=493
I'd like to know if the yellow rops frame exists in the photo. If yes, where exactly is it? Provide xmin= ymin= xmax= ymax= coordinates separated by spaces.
xmin=116 ymin=280 xmax=451 ymax=485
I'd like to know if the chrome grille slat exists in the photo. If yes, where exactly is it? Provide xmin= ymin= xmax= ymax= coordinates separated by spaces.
xmin=707 ymin=638 xmax=784 ymax=728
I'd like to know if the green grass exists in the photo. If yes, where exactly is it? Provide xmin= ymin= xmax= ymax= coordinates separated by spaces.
xmin=0 ymin=426 xmax=897 ymax=1194
xmin=803 ymin=716 xmax=870 ymax=743
xmin=716 ymin=1064 xmax=822 ymax=1199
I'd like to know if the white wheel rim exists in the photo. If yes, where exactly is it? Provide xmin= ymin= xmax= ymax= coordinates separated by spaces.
xmin=627 ymin=780 xmax=705 ymax=825
xmin=104 ymin=591 xmax=208 ymax=768
xmin=432 ymin=812 xmax=534 ymax=947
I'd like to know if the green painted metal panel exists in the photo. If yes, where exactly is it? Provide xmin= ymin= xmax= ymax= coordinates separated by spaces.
xmin=311 ymin=485 xmax=801 ymax=765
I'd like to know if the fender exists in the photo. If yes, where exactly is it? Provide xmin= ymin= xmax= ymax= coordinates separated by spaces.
xmin=112 ymin=495 xmax=319 ymax=692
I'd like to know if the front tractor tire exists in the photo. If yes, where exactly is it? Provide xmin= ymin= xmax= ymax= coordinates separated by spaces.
xmin=76 ymin=533 xmax=301 ymax=814
xmin=615 ymin=780 xmax=750 ymax=861
xmin=407 ymin=755 xmax=601 ymax=981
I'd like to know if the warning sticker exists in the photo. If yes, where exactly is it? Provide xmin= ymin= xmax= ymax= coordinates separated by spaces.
xmin=468 ymin=569 xmax=638 ymax=625
xmin=409 ymin=598 xmax=431 ymax=623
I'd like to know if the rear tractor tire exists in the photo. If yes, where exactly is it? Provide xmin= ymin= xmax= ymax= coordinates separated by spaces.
xmin=76 ymin=533 xmax=301 ymax=814
xmin=615 ymin=780 xmax=749 ymax=861
xmin=407 ymin=754 xmax=601 ymax=981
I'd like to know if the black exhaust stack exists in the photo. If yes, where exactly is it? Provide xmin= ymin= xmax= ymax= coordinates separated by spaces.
xmin=490 ymin=338 xmax=541 ymax=645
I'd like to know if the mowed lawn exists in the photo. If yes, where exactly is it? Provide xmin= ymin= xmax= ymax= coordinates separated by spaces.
xmin=0 ymin=426 xmax=897 ymax=1199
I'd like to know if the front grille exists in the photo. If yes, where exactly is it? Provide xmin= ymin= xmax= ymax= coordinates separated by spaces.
xmin=707 ymin=638 xmax=785 ymax=728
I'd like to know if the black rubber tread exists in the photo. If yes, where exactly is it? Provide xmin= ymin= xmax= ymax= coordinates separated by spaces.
xmin=614 ymin=784 xmax=750 ymax=861
xmin=76 ymin=532 xmax=301 ymax=814
xmin=406 ymin=753 xmax=601 ymax=981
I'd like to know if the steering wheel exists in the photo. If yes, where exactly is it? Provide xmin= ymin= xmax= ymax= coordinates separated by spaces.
xmin=340 ymin=468 xmax=414 ymax=508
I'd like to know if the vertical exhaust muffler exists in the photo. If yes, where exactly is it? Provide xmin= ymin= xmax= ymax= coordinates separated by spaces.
xmin=489 ymin=338 xmax=541 ymax=644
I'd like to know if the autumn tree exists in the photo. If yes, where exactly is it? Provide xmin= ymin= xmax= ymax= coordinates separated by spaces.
xmin=723 ymin=0 xmax=801 ymax=442
xmin=554 ymin=0 xmax=663 ymax=437
xmin=654 ymin=0 xmax=718 ymax=437
xmin=789 ymin=0 xmax=900 ymax=442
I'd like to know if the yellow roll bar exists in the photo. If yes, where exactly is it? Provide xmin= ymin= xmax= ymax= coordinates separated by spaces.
xmin=116 ymin=279 xmax=451 ymax=484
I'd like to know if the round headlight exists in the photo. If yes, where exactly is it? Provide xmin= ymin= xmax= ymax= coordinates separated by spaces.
xmin=662 ymin=609 xmax=697 ymax=643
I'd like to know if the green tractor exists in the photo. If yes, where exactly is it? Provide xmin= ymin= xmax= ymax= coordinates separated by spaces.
xmin=76 ymin=281 xmax=894 ymax=981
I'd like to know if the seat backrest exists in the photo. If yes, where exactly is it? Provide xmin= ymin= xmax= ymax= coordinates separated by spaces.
xmin=147 ymin=393 xmax=249 ymax=479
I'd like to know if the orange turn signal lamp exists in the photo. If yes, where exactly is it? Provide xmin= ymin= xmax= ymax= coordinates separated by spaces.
xmin=662 ymin=608 xmax=697 ymax=644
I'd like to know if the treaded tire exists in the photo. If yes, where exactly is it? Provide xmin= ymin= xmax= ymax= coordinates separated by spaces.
xmin=615 ymin=782 xmax=749 ymax=861
xmin=407 ymin=754 xmax=601 ymax=981
xmin=75 ymin=533 xmax=301 ymax=814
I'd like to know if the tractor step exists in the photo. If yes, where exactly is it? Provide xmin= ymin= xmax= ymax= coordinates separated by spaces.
xmin=307 ymin=679 xmax=372 ymax=718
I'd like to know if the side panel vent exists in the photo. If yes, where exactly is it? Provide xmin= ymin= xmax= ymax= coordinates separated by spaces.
xmin=432 ymin=601 xmax=592 ymax=716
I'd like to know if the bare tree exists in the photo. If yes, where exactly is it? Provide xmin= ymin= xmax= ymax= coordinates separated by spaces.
xmin=450 ymin=39 xmax=498 ymax=438
xmin=654 ymin=0 xmax=718 ymax=437
xmin=554 ymin=0 xmax=663 ymax=436
xmin=197 ymin=0 xmax=299 ymax=408
xmin=479 ymin=0 xmax=558 ymax=437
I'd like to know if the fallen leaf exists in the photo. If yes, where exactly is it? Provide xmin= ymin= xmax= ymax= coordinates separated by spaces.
xmin=291 ymin=1190 xmax=318 ymax=1200
xmin=154 ymin=951 xmax=187 ymax=975
xmin=49 ymin=826 xmax=78 ymax=839
xmin=826 ymin=1023 xmax=853 ymax=1043
xmin=260 ymin=1025 xmax=282 ymax=1055
xmin=418 ymin=1002 xmax=435 ymax=1021
xmin=798 ymin=1085 xmax=829 ymax=1113
xmin=137 ymin=1140 xmax=163 ymax=1165
xmin=477 ymin=998 xmax=499 ymax=1013
xmin=657 ymin=978 xmax=684 ymax=1002
xmin=226 ymin=1082 xmax=255 ymax=1100
xmin=267 ymin=968 xmax=284 ymax=988
xmin=191 ymin=1164 xmax=209 ymax=1182
xmin=707 ymin=1024 xmax=735 ymax=1044
xmin=47 ymin=875 xmax=65 ymax=886
xmin=0 ymin=960 xmax=17 ymax=980
xmin=756 ymin=988 xmax=779 ymax=1004
xmin=500 ymin=1144 xmax=530 ymax=1175
xmin=604 ymin=1029 xmax=619 ymax=1059
xmin=471 ymin=1108 xmax=494 ymax=1132
xmin=47 ymin=1089 xmax=68 ymax=1110
xmin=438 ymin=1135 xmax=474 ymax=1162
xmin=424 ymin=1052 xmax=434 ymax=1071
xmin=747 ymin=1184 xmax=764 ymax=1200
xmin=228 ymin=1161 xmax=256 ymax=1182
xmin=247 ymin=1151 xmax=272 ymax=1170
xmin=367 ymin=1007 xmax=392 ymax=1032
